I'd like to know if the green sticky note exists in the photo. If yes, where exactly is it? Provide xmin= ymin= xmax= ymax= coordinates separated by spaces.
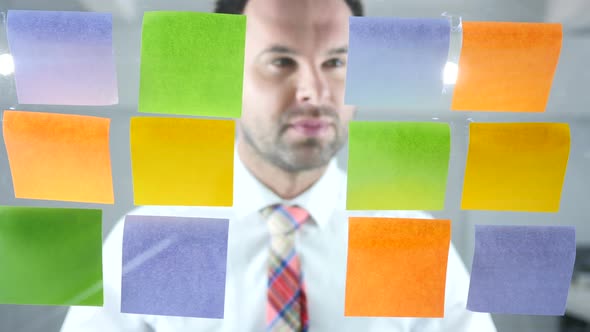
xmin=139 ymin=11 xmax=246 ymax=118
xmin=346 ymin=122 xmax=451 ymax=210
xmin=0 ymin=206 xmax=103 ymax=306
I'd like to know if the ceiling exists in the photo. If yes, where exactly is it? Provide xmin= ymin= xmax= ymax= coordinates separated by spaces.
xmin=0 ymin=0 xmax=588 ymax=118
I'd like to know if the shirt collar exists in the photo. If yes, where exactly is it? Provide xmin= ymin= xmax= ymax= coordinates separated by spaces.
xmin=232 ymin=144 xmax=344 ymax=229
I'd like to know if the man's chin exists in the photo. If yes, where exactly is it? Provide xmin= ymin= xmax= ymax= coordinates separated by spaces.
xmin=279 ymin=158 xmax=330 ymax=172
xmin=277 ymin=143 xmax=338 ymax=171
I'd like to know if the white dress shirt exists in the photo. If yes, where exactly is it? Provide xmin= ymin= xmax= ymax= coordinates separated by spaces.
xmin=61 ymin=151 xmax=497 ymax=332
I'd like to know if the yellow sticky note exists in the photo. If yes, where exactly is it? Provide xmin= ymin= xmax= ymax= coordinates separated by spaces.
xmin=130 ymin=117 xmax=235 ymax=206
xmin=3 ymin=110 xmax=114 ymax=204
xmin=461 ymin=123 xmax=570 ymax=212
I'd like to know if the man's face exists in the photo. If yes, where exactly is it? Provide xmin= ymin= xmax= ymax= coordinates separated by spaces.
xmin=239 ymin=0 xmax=356 ymax=172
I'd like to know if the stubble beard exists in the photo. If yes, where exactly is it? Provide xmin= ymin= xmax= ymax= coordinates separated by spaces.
xmin=240 ymin=112 xmax=347 ymax=173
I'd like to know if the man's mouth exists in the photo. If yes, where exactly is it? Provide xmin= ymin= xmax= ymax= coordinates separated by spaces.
xmin=288 ymin=119 xmax=332 ymax=137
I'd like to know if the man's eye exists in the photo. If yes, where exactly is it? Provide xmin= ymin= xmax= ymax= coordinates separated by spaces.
xmin=271 ymin=57 xmax=296 ymax=68
xmin=324 ymin=58 xmax=345 ymax=68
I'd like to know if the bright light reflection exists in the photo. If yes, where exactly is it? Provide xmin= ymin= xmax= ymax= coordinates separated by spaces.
xmin=0 ymin=53 xmax=15 ymax=76
xmin=443 ymin=61 xmax=458 ymax=85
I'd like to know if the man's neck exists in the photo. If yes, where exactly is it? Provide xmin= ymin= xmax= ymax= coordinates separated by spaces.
xmin=237 ymin=141 xmax=328 ymax=200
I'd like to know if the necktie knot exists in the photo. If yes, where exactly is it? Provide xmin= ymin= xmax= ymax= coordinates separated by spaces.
xmin=261 ymin=204 xmax=310 ymax=236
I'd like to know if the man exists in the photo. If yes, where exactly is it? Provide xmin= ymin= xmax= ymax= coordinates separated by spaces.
xmin=61 ymin=0 xmax=497 ymax=331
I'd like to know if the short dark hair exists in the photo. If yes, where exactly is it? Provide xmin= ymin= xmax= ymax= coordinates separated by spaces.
xmin=214 ymin=0 xmax=364 ymax=16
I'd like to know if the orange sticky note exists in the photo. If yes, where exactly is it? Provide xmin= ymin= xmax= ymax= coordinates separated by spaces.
xmin=345 ymin=217 xmax=451 ymax=317
xmin=452 ymin=22 xmax=562 ymax=112
xmin=2 ymin=110 xmax=114 ymax=204
xmin=130 ymin=117 xmax=234 ymax=206
xmin=461 ymin=123 xmax=570 ymax=212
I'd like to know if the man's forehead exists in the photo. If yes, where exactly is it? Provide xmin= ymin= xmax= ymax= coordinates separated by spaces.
xmin=244 ymin=0 xmax=351 ymax=54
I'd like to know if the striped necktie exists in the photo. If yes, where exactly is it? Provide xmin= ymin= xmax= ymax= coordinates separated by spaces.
xmin=261 ymin=204 xmax=310 ymax=332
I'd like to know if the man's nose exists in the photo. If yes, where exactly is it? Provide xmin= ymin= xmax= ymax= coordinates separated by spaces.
xmin=295 ymin=65 xmax=331 ymax=105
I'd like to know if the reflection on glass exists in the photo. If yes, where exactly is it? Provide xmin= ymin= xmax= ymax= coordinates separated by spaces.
xmin=0 ymin=53 xmax=14 ymax=76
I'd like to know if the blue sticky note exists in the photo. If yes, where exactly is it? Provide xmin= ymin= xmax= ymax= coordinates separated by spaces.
xmin=467 ymin=225 xmax=576 ymax=315
xmin=7 ymin=10 xmax=118 ymax=105
xmin=345 ymin=17 xmax=450 ymax=109
xmin=121 ymin=215 xmax=229 ymax=318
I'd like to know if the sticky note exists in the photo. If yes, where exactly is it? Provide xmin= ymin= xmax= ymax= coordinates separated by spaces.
xmin=461 ymin=123 xmax=570 ymax=212
xmin=452 ymin=22 xmax=562 ymax=112
xmin=130 ymin=117 xmax=234 ymax=206
xmin=3 ymin=110 xmax=114 ymax=204
xmin=0 ymin=206 xmax=103 ymax=306
xmin=139 ymin=11 xmax=245 ymax=118
xmin=468 ymin=225 xmax=576 ymax=315
xmin=345 ymin=17 xmax=450 ymax=109
xmin=122 ymin=215 xmax=229 ymax=318
xmin=346 ymin=121 xmax=450 ymax=210
xmin=7 ymin=10 xmax=118 ymax=105
xmin=345 ymin=217 xmax=451 ymax=317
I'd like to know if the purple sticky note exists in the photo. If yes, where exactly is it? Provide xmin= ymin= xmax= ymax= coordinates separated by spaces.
xmin=7 ymin=10 xmax=118 ymax=105
xmin=121 ymin=215 xmax=229 ymax=318
xmin=468 ymin=225 xmax=576 ymax=315
xmin=345 ymin=17 xmax=450 ymax=109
